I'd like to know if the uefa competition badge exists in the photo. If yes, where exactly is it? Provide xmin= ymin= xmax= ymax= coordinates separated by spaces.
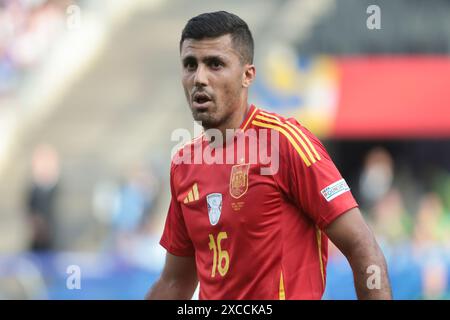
xmin=207 ymin=193 xmax=223 ymax=226
xmin=320 ymin=179 xmax=350 ymax=202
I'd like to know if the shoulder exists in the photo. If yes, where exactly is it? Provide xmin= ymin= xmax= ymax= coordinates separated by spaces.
xmin=251 ymin=108 xmax=323 ymax=167
xmin=251 ymin=108 xmax=306 ymax=136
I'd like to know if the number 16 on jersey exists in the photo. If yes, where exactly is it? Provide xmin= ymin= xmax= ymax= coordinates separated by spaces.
xmin=208 ymin=231 xmax=230 ymax=277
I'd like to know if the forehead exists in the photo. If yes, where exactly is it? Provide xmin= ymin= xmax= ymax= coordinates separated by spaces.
xmin=180 ymin=34 xmax=240 ymax=60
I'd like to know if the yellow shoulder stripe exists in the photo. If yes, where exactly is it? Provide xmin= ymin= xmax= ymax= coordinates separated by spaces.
xmin=287 ymin=121 xmax=321 ymax=161
xmin=259 ymin=111 xmax=321 ymax=161
xmin=256 ymin=114 xmax=316 ymax=164
xmin=252 ymin=120 xmax=311 ymax=166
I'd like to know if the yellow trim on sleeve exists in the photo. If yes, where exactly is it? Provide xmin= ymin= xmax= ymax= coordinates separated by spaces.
xmin=286 ymin=121 xmax=321 ymax=161
xmin=279 ymin=270 xmax=286 ymax=300
xmin=252 ymin=120 xmax=311 ymax=167
xmin=259 ymin=111 xmax=321 ymax=162
xmin=256 ymin=114 xmax=317 ymax=164
xmin=258 ymin=111 xmax=279 ymax=120
xmin=316 ymin=227 xmax=325 ymax=288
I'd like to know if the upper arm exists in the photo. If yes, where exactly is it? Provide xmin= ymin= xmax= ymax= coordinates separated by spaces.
xmin=145 ymin=252 xmax=198 ymax=300
xmin=325 ymin=208 xmax=392 ymax=300
xmin=325 ymin=207 xmax=378 ymax=257
xmin=160 ymin=252 xmax=198 ymax=284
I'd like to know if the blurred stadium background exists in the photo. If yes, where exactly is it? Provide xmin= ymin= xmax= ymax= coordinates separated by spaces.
xmin=0 ymin=0 xmax=449 ymax=299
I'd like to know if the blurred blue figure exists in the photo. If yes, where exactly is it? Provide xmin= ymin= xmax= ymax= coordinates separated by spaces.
xmin=109 ymin=162 xmax=160 ymax=254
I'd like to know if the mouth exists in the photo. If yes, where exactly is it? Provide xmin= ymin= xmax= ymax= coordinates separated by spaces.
xmin=192 ymin=92 xmax=213 ymax=110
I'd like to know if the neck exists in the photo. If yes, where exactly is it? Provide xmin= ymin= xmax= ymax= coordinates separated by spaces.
xmin=205 ymin=101 xmax=250 ymax=146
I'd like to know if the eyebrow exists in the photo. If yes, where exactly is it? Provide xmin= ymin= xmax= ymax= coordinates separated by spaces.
xmin=182 ymin=55 xmax=228 ymax=64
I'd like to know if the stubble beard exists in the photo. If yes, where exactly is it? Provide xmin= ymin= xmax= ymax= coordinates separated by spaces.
xmin=191 ymin=102 xmax=232 ymax=131
xmin=187 ymin=85 xmax=243 ymax=132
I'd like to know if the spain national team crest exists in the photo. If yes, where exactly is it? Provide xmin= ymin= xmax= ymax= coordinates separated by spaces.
xmin=229 ymin=163 xmax=250 ymax=199
xmin=206 ymin=193 xmax=222 ymax=226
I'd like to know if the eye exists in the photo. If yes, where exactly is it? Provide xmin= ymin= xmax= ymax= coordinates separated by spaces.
xmin=209 ymin=60 xmax=224 ymax=70
xmin=184 ymin=61 xmax=197 ymax=71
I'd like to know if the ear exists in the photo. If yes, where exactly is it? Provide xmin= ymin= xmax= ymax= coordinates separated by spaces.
xmin=242 ymin=64 xmax=256 ymax=88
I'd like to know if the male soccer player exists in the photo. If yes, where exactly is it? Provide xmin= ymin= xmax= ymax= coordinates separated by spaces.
xmin=146 ymin=11 xmax=392 ymax=300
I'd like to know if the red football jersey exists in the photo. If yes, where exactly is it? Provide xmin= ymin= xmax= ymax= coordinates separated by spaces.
xmin=160 ymin=104 xmax=358 ymax=299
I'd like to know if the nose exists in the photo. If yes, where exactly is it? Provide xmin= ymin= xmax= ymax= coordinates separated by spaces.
xmin=194 ymin=64 xmax=208 ymax=87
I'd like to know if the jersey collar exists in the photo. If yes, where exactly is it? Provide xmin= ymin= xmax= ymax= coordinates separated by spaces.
xmin=239 ymin=104 xmax=258 ymax=131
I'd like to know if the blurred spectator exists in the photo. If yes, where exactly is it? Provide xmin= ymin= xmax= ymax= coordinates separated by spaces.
xmin=359 ymin=147 xmax=394 ymax=207
xmin=25 ymin=143 xmax=60 ymax=251
xmin=112 ymin=163 xmax=158 ymax=231
xmin=422 ymin=255 xmax=448 ymax=299
xmin=413 ymin=192 xmax=450 ymax=251
xmin=369 ymin=188 xmax=413 ymax=246
xmin=432 ymin=169 xmax=450 ymax=221
xmin=109 ymin=162 xmax=160 ymax=254
xmin=0 ymin=0 xmax=72 ymax=96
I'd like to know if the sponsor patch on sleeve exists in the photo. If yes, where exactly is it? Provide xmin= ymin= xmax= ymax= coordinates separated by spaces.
xmin=320 ymin=179 xmax=350 ymax=202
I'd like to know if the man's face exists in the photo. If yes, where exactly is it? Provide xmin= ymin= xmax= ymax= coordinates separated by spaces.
xmin=180 ymin=34 xmax=250 ymax=129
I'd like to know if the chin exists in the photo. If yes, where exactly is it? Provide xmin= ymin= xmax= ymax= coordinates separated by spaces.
xmin=193 ymin=114 xmax=219 ymax=129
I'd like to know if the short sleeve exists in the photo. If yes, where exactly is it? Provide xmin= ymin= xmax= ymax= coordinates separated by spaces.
xmin=275 ymin=119 xmax=358 ymax=229
xmin=159 ymin=163 xmax=195 ymax=256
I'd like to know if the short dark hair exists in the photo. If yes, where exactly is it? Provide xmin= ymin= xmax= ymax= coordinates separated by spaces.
xmin=180 ymin=11 xmax=254 ymax=64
